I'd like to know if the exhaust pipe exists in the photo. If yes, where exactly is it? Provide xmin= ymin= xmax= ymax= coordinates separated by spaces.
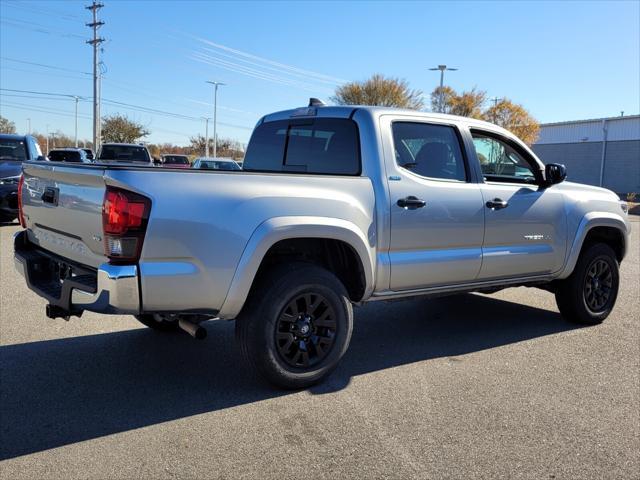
xmin=178 ymin=318 xmax=207 ymax=340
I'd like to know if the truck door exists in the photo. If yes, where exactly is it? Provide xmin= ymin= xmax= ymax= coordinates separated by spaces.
xmin=469 ymin=129 xmax=567 ymax=280
xmin=382 ymin=117 xmax=485 ymax=290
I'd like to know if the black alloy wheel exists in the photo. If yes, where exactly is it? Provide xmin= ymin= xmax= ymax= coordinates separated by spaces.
xmin=583 ymin=258 xmax=614 ymax=313
xmin=275 ymin=293 xmax=337 ymax=368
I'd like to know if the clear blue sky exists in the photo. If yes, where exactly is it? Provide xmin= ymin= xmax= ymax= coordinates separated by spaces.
xmin=1 ymin=0 xmax=639 ymax=146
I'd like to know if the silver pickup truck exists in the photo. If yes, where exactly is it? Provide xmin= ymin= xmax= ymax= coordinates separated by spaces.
xmin=14 ymin=102 xmax=631 ymax=388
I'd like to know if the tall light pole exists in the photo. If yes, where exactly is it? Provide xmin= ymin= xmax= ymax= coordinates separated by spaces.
xmin=428 ymin=65 xmax=458 ymax=112
xmin=202 ymin=117 xmax=211 ymax=157
xmin=206 ymin=81 xmax=225 ymax=158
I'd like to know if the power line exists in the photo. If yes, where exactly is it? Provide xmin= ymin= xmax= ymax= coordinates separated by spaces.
xmin=1 ymin=88 xmax=254 ymax=131
xmin=0 ymin=102 xmax=92 ymax=120
xmin=0 ymin=93 xmax=87 ymax=102
xmin=0 ymin=57 xmax=91 ymax=75
xmin=0 ymin=18 xmax=86 ymax=39
xmin=0 ymin=88 xmax=86 ymax=99
xmin=3 ymin=1 xmax=84 ymax=21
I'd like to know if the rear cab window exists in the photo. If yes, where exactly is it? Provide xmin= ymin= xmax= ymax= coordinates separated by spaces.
xmin=0 ymin=138 xmax=28 ymax=161
xmin=98 ymin=145 xmax=151 ymax=163
xmin=164 ymin=155 xmax=190 ymax=165
xmin=48 ymin=150 xmax=82 ymax=162
xmin=243 ymin=118 xmax=360 ymax=175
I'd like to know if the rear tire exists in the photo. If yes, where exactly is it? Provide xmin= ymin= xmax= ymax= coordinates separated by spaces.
xmin=134 ymin=313 xmax=180 ymax=332
xmin=555 ymin=243 xmax=619 ymax=325
xmin=236 ymin=263 xmax=353 ymax=389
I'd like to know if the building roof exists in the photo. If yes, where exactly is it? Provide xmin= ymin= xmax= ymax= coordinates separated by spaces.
xmin=536 ymin=114 xmax=640 ymax=144
xmin=540 ymin=114 xmax=640 ymax=127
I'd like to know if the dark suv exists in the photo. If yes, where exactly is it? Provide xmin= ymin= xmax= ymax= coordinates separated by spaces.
xmin=0 ymin=134 xmax=46 ymax=223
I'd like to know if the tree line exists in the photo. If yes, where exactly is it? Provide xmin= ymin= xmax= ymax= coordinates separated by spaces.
xmin=0 ymin=114 xmax=245 ymax=159
xmin=2 ymin=73 xmax=540 ymax=153
xmin=333 ymin=74 xmax=540 ymax=144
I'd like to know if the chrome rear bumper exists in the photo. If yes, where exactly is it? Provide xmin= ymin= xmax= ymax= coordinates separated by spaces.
xmin=14 ymin=230 xmax=140 ymax=315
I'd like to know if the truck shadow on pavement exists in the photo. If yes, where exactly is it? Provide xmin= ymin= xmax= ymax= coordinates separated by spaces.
xmin=0 ymin=293 xmax=580 ymax=460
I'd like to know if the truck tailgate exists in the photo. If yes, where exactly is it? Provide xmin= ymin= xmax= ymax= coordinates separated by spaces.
xmin=21 ymin=162 xmax=109 ymax=268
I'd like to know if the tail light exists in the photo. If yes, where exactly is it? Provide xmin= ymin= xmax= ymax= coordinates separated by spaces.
xmin=17 ymin=174 xmax=26 ymax=228
xmin=102 ymin=187 xmax=151 ymax=263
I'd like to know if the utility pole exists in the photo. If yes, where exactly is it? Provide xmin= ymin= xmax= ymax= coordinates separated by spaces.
xmin=203 ymin=117 xmax=211 ymax=157
xmin=26 ymin=118 xmax=31 ymax=134
xmin=489 ymin=96 xmax=502 ymax=122
xmin=428 ymin=65 xmax=458 ymax=112
xmin=46 ymin=124 xmax=50 ymax=153
xmin=86 ymin=1 xmax=105 ymax=152
xmin=73 ymin=96 xmax=80 ymax=147
xmin=206 ymin=81 xmax=225 ymax=158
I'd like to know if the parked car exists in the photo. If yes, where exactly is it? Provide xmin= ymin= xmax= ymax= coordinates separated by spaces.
xmin=160 ymin=154 xmax=191 ymax=168
xmin=0 ymin=133 xmax=45 ymax=222
xmin=81 ymin=148 xmax=95 ymax=160
xmin=48 ymin=148 xmax=91 ymax=163
xmin=192 ymin=157 xmax=241 ymax=170
xmin=14 ymin=102 xmax=631 ymax=388
xmin=96 ymin=143 xmax=153 ymax=164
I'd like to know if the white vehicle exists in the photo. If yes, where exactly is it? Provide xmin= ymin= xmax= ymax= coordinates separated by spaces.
xmin=192 ymin=157 xmax=241 ymax=170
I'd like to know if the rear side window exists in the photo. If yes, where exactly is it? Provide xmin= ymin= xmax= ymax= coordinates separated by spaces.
xmin=243 ymin=118 xmax=360 ymax=175
xmin=392 ymin=122 xmax=467 ymax=182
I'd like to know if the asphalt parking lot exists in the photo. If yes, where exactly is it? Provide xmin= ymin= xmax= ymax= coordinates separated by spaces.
xmin=0 ymin=219 xmax=638 ymax=479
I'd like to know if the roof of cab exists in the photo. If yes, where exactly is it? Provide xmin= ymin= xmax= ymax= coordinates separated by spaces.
xmin=261 ymin=104 xmax=513 ymax=137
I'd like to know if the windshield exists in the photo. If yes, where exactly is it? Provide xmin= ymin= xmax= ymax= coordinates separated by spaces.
xmin=0 ymin=138 xmax=27 ymax=161
xmin=49 ymin=150 xmax=82 ymax=162
xmin=164 ymin=155 xmax=189 ymax=165
xmin=98 ymin=145 xmax=150 ymax=163
xmin=196 ymin=160 xmax=241 ymax=170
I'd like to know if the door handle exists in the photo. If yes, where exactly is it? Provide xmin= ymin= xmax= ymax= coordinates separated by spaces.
xmin=486 ymin=198 xmax=508 ymax=210
xmin=397 ymin=196 xmax=426 ymax=209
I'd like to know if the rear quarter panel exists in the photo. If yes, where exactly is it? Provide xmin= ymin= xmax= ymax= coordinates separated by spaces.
xmin=105 ymin=169 xmax=376 ymax=315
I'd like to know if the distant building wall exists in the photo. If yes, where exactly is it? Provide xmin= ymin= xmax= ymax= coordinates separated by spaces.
xmin=532 ymin=116 xmax=640 ymax=194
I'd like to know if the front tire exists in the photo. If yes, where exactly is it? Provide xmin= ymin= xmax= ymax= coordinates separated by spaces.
xmin=236 ymin=263 xmax=353 ymax=389
xmin=555 ymin=243 xmax=620 ymax=325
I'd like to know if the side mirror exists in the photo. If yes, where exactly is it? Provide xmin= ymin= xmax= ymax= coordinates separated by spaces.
xmin=36 ymin=155 xmax=48 ymax=161
xmin=545 ymin=163 xmax=566 ymax=186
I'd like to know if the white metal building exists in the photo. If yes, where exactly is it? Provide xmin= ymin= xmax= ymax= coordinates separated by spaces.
xmin=532 ymin=115 xmax=640 ymax=195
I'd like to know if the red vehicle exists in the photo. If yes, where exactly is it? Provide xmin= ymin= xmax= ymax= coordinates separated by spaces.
xmin=160 ymin=154 xmax=191 ymax=168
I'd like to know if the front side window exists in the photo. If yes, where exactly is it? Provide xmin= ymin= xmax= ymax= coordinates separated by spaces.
xmin=392 ymin=122 xmax=467 ymax=181
xmin=243 ymin=118 xmax=360 ymax=175
xmin=471 ymin=132 xmax=537 ymax=184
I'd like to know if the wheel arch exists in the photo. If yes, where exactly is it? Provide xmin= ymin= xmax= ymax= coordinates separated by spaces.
xmin=558 ymin=212 xmax=629 ymax=279
xmin=217 ymin=216 xmax=375 ymax=319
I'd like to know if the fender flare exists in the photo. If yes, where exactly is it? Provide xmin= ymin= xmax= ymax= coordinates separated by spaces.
xmin=558 ymin=211 xmax=630 ymax=279
xmin=217 ymin=216 xmax=376 ymax=319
